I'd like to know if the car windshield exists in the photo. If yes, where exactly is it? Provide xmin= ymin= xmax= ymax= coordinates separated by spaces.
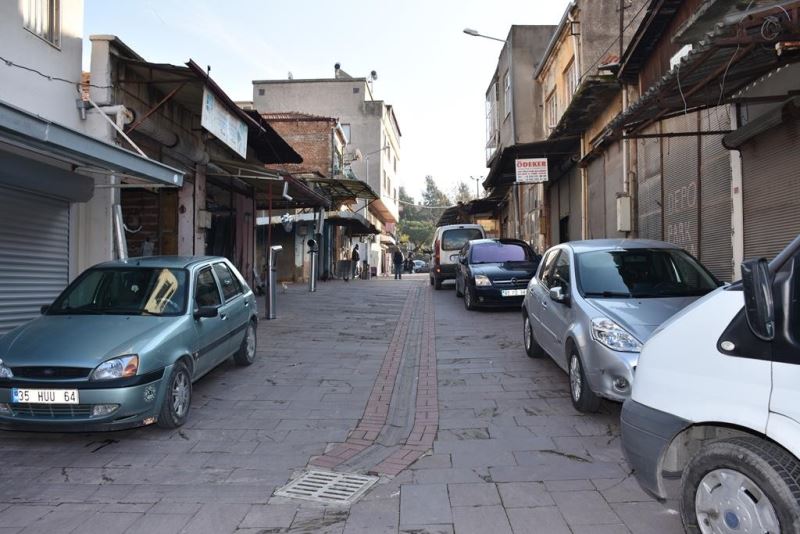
xmin=471 ymin=243 xmax=530 ymax=264
xmin=441 ymin=228 xmax=483 ymax=251
xmin=576 ymin=248 xmax=719 ymax=298
xmin=49 ymin=267 xmax=188 ymax=316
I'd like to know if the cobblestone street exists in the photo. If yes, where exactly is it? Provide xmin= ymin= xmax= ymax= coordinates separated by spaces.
xmin=0 ymin=277 xmax=683 ymax=533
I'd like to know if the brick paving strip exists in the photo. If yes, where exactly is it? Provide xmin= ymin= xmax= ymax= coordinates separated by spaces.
xmin=370 ymin=285 xmax=437 ymax=476
xmin=309 ymin=286 xmax=419 ymax=469
xmin=308 ymin=283 xmax=439 ymax=477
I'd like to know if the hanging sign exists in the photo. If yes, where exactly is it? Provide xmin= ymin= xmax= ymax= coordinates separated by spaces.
xmin=515 ymin=158 xmax=548 ymax=183
xmin=201 ymin=86 xmax=248 ymax=158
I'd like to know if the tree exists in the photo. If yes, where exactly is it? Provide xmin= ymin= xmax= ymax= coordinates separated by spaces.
xmin=397 ymin=177 xmax=453 ymax=252
xmin=454 ymin=181 xmax=474 ymax=204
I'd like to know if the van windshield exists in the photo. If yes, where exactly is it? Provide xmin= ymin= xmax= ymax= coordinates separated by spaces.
xmin=442 ymin=228 xmax=483 ymax=250
xmin=577 ymin=248 xmax=719 ymax=298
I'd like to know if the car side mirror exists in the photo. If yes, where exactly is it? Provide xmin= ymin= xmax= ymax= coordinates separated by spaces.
xmin=194 ymin=306 xmax=219 ymax=320
xmin=549 ymin=286 xmax=570 ymax=306
xmin=741 ymin=258 xmax=775 ymax=341
xmin=40 ymin=304 xmax=50 ymax=314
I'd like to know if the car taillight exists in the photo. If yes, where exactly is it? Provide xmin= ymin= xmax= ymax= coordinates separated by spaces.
xmin=434 ymin=239 xmax=441 ymax=265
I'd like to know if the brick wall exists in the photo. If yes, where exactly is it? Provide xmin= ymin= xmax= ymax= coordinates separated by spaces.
xmin=264 ymin=118 xmax=335 ymax=176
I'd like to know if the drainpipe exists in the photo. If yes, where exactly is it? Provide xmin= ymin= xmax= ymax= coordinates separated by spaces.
xmin=622 ymin=87 xmax=629 ymax=195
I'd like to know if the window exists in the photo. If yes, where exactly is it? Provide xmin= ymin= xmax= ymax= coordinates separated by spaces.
xmin=470 ymin=243 xmax=531 ymax=264
xmin=485 ymin=82 xmax=498 ymax=161
xmin=564 ymin=58 xmax=578 ymax=102
xmin=213 ymin=263 xmax=242 ymax=301
xmin=195 ymin=268 xmax=222 ymax=308
xmin=340 ymin=123 xmax=351 ymax=144
xmin=23 ymin=0 xmax=60 ymax=47
xmin=50 ymin=268 xmax=187 ymax=316
xmin=546 ymin=90 xmax=558 ymax=130
xmin=503 ymin=71 xmax=512 ymax=118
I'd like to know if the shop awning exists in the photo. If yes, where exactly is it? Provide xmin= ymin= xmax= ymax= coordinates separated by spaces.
xmin=482 ymin=138 xmax=580 ymax=189
xmin=301 ymin=175 xmax=379 ymax=204
xmin=115 ymin=52 xmax=302 ymax=165
xmin=324 ymin=210 xmax=380 ymax=236
xmin=437 ymin=198 xmax=502 ymax=227
xmin=0 ymin=100 xmax=183 ymax=188
xmin=609 ymin=2 xmax=800 ymax=134
xmin=209 ymin=159 xmax=329 ymax=210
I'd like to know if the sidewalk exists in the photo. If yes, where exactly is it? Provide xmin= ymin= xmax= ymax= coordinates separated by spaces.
xmin=0 ymin=276 xmax=682 ymax=533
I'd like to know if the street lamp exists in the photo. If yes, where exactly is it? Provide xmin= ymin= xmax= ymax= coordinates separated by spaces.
xmin=462 ymin=28 xmax=507 ymax=43
xmin=470 ymin=176 xmax=483 ymax=199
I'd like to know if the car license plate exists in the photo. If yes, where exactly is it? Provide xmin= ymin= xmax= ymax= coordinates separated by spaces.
xmin=501 ymin=289 xmax=526 ymax=297
xmin=11 ymin=388 xmax=79 ymax=404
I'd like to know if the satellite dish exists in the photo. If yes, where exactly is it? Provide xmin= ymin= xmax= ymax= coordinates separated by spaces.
xmin=353 ymin=149 xmax=363 ymax=161
xmin=370 ymin=70 xmax=378 ymax=81
xmin=335 ymin=62 xmax=341 ymax=70
xmin=288 ymin=71 xmax=293 ymax=80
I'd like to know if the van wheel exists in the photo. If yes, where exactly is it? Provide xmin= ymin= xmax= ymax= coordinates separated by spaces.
xmin=157 ymin=361 xmax=192 ymax=428
xmin=568 ymin=352 xmax=600 ymax=413
xmin=680 ymin=437 xmax=800 ymax=534
xmin=434 ymin=277 xmax=442 ymax=290
xmin=233 ymin=321 xmax=257 ymax=366
xmin=523 ymin=315 xmax=544 ymax=358
xmin=429 ymin=276 xmax=434 ymax=286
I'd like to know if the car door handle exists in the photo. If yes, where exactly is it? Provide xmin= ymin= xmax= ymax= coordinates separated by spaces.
xmin=244 ymin=301 xmax=250 ymax=307
xmin=220 ymin=313 xmax=227 ymax=320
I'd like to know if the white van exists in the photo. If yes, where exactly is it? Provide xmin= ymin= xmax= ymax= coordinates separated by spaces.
xmin=621 ymin=234 xmax=800 ymax=533
xmin=430 ymin=224 xmax=485 ymax=289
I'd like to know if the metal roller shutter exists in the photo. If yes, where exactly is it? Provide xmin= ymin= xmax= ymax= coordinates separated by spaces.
xmin=662 ymin=115 xmax=699 ymax=257
xmin=0 ymin=187 xmax=70 ymax=335
xmin=699 ymin=108 xmax=733 ymax=281
xmin=604 ymin=142 xmax=625 ymax=238
xmin=742 ymin=115 xmax=800 ymax=260
xmin=569 ymin=167 xmax=583 ymax=241
xmin=637 ymin=124 xmax=663 ymax=241
xmin=587 ymin=155 xmax=605 ymax=239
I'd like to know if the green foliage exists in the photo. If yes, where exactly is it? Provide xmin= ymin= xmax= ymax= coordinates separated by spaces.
xmin=398 ymin=176 xmax=453 ymax=250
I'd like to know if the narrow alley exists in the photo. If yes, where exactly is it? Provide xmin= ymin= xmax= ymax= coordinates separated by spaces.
xmin=0 ymin=278 xmax=682 ymax=533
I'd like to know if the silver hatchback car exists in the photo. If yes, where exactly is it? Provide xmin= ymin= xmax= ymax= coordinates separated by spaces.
xmin=522 ymin=240 xmax=721 ymax=412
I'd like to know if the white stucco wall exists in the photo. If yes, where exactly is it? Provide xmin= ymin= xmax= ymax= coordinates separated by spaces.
xmin=0 ymin=0 xmax=85 ymax=131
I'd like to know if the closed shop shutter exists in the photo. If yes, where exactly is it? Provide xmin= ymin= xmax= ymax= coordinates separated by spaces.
xmin=0 ymin=187 xmax=70 ymax=335
xmin=587 ymin=155 xmax=605 ymax=239
xmin=569 ymin=166 xmax=583 ymax=241
xmin=699 ymin=108 xmax=733 ymax=281
xmin=604 ymin=142 xmax=625 ymax=238
xmin=637 ymin=123 xmax=663 ymax=241
xmin=742 ymin=115 xmax=800 ymax=260
xmin=662 ymin=115 xmax=699 ymax=257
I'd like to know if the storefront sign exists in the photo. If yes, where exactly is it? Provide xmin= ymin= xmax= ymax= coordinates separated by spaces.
xmin=515 ymin=158 xmax=548 ymax=183
xmin=201 ymin=87 xmax=248 ymax=158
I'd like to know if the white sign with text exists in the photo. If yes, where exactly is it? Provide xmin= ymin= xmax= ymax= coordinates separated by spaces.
xmin=201 ymin=87 xmax=248 ymax=159
xmin=515 ymin=158 xmax=549 ymax=183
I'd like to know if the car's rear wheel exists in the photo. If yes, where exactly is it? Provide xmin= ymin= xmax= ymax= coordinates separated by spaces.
xmin=681 ymin=437 xmax=800 ymax=534
xmin=157 ymin=361 xmax=192 ymax=428
xmin=233 ymin=321 xmax=257 ymax=366
xmin=455 ymin=277 xmax=463 ymax=297
xmin=568 ymin=351 xmax=600 ymax=413
xmin=523 ymin=315 xmax=544 ymax=358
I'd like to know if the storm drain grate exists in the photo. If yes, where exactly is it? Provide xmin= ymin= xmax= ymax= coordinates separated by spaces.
xmin=274 ymin=470 xmax=378 ymax=505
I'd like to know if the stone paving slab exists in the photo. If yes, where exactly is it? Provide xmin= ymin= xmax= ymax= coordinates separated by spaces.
xmin=0 ymin=276 xmax=682 ymax=533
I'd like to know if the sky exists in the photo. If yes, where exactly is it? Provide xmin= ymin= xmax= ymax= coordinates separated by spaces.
xmin=83 ymin=0 xmax=571 ymax=201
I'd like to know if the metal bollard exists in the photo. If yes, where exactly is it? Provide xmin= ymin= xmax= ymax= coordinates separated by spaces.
xmin=307 ymin=239 xmax=319 ymax=292
xmin=266 ymin=245 xmax=282 ymax=320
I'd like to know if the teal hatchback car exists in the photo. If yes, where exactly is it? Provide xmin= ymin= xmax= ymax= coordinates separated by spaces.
xmin=0 ymin=256 xmax=258 ymax=431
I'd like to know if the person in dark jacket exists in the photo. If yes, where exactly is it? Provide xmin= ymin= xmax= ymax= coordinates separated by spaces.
xmin=392 ymin=248 xmax=404 ymax=280
xmin=351 ymin=244 xmax=360 ymax=280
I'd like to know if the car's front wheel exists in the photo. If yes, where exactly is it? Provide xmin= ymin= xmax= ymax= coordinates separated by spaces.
xmin=464 ymin=286 xmax=477 ymax=310
xmin=157 ymin=361 xmax=192 ymax=428
xmin=233 ymin=321 xmax=257 ymax=366
xmin=523 ymin=315 xmax=544 ymax=358
xmin=681 ymin=437 xmax=800 ymax=534
xmin=568 ymin=351 xmax=600 ymax=413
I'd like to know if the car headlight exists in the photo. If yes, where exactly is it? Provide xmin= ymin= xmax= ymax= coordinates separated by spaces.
xmin=474 ymin=275 xmax=492 ymax=287
xmin=91 ymin=355 xmax=139 ymax=381
xmin=591 ymin=318 xmax=642 ymax=353
xmin=0 ymin=359 xmax=13 ymax=379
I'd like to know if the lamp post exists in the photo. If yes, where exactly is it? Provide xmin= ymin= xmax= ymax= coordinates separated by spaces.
xmin=470 ymin=176 xmax=483 ymax=199
xmin=463 ymin=28 xmax=506 ymax=43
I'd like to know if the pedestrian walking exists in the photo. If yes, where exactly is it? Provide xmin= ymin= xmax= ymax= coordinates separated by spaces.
xmin=351 ymin=244 xmax=360 ymax=280
xmin=393 ymin=248 xmax=404 ymax=280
